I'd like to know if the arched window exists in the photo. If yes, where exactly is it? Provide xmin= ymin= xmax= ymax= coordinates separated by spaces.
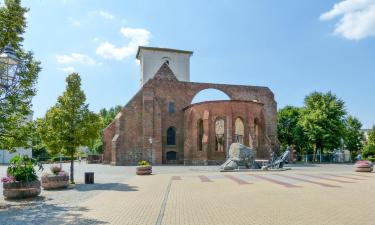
xmin=168 ymin=102 xmax=175 ymax=114
xmin=191 ymin=88 xmax=231 ymax=104
xmin=197 ymin=119 xmax=204 ymax=151
xmin=215 ymin=119 xmax=225 ymax=152
xmin=235 ymin=118 xmax=244 ymax=144
xmin=167 ymin=127 xmax=176 ymax=145
xmin=254 ymin=118 xmax=261 ymax=148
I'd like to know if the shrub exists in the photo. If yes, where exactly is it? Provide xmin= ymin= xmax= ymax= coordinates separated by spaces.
xmin=363 ymin=144 xmax=375 ymax=159
xmin=6 ymin=155 xmax=43 ymax=182
xmin=50 ymin=164 xmax=61 ymax=174
xmin=138 ymin=160 xmax=150 ymax=167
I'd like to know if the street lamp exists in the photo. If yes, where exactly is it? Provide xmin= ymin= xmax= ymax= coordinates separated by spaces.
xmin=0 ymin=44 xmax=20 ymax=101
xmin=148 ymin=136 xmax=154 ymax=165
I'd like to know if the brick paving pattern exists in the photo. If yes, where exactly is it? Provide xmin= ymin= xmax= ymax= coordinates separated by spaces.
xmin=1 ymin=164 xmax=374 ymax=225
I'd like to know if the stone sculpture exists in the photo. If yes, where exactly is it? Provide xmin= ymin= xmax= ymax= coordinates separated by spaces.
xmin=221 ymin=143 xmax=255 ymax=170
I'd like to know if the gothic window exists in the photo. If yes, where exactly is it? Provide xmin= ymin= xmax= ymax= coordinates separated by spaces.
xmin=235 ymin=118 xmax=244 ymax=144
xmin=197 ymin=119 xmax=204 ymax=151
xmin=167 ymin=127 xmax=176 ymax=145
xmin=168 ymin=102 xmax=175 ymax=114
xmin=254 ymin=118 xmax=261 ymax=148
xmin=215 ymin=119 xmax=225 ymax=152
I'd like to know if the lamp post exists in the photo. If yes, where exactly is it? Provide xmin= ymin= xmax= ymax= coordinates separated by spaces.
xmin=148 ymin=136 xmax=154 ymax=165
xmin=0 ymin=44 xmax=20 ymax=102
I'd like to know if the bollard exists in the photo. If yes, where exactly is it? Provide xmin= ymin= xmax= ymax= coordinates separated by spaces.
xmin=85 ymin=172 xmax=94 ymax=184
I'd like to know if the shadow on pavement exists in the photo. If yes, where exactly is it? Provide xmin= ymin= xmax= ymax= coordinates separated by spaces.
xmin=74 ymin=183 xmax=138 ymax=192
xmin=0 ymin=196 xmax=106 ymax=225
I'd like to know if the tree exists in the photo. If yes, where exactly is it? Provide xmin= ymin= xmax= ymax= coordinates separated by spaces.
xmin=277 ymin=106 xmax=308 ymax=155
xmin=343 ymin=116 xmax=363 ymax=154
xmin=89 ymin=105 xmax=122 ymax=154
xmin=367 ymin=125 xmax=375 ymax=145
xmin=0 ymin=0 xmax=41 ymax=151
xmin=38 ymin=73 xmax=101 ymax=183
xmin=299 ymin=91 xmax=346 ymax=161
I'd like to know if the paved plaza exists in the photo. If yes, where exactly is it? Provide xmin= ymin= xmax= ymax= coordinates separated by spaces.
xmin=0 ymin=163 xmax=374 ymax=225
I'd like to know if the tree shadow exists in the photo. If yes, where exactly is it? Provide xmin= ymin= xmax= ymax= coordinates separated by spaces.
xmin=0 ymin=196 xmax=107 ymax=225
xmin=74 ymin=183 xmax=138 ymax=192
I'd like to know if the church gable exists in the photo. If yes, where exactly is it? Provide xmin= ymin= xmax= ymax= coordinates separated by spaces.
xmin=154 ymin=62 xmax=178 ymax=82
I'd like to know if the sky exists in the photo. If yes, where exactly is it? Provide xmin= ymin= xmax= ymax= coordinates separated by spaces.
xmin=5 ymin=0 xmax=375 ymax=128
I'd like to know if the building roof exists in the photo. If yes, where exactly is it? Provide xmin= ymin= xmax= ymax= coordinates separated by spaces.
xmin=136 ymin=46 xmax=194 ymax=59
xmin=154 ymin=62 xmax=178 ymax=82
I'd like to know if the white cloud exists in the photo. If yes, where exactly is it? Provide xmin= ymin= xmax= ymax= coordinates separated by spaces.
xmin=320 ymin=0 xmax=375 ymax=40
xmin=89 ymin=10 xmax=115 ymax=20
xmin=68 ymin=17 xmax=82 ymax=27
xmin=59 ymin=66 xmax=75 ymax=73
xmin=96 ymin=27 xmax=150 ymax=60
xmin=56 ymin=53 xmax=96 ymax=65
xmin=97 ymin=11 xmax=115 ymax=20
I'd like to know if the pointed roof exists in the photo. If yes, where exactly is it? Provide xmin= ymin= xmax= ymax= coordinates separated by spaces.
xmin=154 ymin=62 xmax=178 ymax=82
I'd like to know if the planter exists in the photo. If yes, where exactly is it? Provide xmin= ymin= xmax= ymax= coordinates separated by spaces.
xmin=41 ymin=175 xmax=69 ymax=190
xmin=136 ymin=166 xmax=152 ymax=175
xmin=354 ymin=160 xmax=373 ymax=173
xmin=3 ymin=180 xmax=41 ymax=199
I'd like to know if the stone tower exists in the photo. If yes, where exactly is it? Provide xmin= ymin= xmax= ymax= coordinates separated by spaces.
xmin=136 ymin=46 xmax=193 ymax=86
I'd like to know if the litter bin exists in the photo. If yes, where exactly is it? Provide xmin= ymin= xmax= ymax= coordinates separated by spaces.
xmin=85 ymin=172 xmax=94 ymax=184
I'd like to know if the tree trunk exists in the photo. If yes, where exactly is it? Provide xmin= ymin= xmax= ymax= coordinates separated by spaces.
xmin=70 ymin=150 xmax=75 ymax=184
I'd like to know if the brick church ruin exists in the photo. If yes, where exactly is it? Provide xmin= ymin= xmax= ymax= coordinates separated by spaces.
xmin=103 ymin=46 xmax=278 ymax=165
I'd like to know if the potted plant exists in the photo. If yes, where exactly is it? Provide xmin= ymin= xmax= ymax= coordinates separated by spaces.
xmin=136 ymin=160 xmax=152 ymax=175
xmin=41 ymin=164 xmax=69 ymax=190
xmin=1 ymin=155 xmax=43 ymax=199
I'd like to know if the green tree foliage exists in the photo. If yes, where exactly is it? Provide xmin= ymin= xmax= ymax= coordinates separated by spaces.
xmin=343 ymin=116 xmax=363 ymax=153
xmin=0 ymin=0 xmax=41 ymax=151
xmin=38 ymin=73 xmax=101 ymax=183
xmin=90 ymin=105 xmax=122 ymax=154
xmin=362 ymin=144 xmax=375 ymax=159
xmin=99 ymin=105 xmax=122 ymax=127
xmin=298 ymin=92 xmax=346 ymax=160
xmin=277 ymin=106 xmax=309 ymax=156
xmin=367 ymin=125 xmax=375 ymax=145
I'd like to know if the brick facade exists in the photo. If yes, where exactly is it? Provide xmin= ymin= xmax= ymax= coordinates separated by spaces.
xmin=103 ymin=62 xmax=278 ymax=165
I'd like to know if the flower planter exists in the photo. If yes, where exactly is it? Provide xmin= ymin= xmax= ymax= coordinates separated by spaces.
xmin=3 ymin=180 xmax=41 ymax=199
xmin=355 ymin=160 xmax=373 ymax=173
xmin=41 ymin=175 xmax=69 ymax=190
xmin=136 ymin=166 xmax=152 ymax=175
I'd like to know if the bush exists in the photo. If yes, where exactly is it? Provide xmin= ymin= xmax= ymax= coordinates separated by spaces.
xmin=367 ymin=157 xmax=375 ymax=163
xmin=363 ymin=144 xmax=375 ymax=158
xmin=6 ymin=155 xmax=43 ymax=182
xmin=51 ymin=156 xmax=77 ymax=162
xmin=138 ymin=160 xmax=150 ymax=167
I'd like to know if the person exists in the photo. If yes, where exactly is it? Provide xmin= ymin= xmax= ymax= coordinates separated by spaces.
xmin=355 ymin=152 xmax=362 ymax=162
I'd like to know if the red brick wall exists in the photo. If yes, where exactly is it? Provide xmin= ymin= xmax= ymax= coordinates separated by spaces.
xmin=103 ymin=70 xmax=277 ymax=165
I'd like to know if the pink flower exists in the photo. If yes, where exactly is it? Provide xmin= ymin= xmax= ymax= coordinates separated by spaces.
xmin=58 ymin=171 xmax=68 ymax=176
xmin=1 ymin=176 xmax=15 ymax=183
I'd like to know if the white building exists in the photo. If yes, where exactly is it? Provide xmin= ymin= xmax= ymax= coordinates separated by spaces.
xmin=0 ymin=148 xmax=32 ymax=164
xmin=136 ymin=46 xmax=193 ymax=86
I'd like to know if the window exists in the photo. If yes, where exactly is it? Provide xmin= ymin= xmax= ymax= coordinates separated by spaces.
xmin=215 ymin=119 xmax=225 ymax=152
xmin=167 ymin=127 xmax=176 ymax=145
xmin=254 ymin=119 xmax=261 ymax=148
xmin=197 ymin=119 xmax=204 ymax=151
xmin=168 ymin=102 xmax=175 ymax=114
xmin=235 ymin=118 xmax=244 ymax=144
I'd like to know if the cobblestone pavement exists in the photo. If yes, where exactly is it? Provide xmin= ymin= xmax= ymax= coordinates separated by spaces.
xmin=0 ymin=163 xmax=374 ymax=225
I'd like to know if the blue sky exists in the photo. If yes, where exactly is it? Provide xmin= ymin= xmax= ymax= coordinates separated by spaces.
xmin=12 ymin=0 xmax=375 ymax=128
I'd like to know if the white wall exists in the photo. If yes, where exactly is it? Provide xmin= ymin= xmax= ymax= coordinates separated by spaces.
xmin=138 ymin=49 xmax=192 ymax=86
xmin=0 ymin=148 xmax=32 ymax=164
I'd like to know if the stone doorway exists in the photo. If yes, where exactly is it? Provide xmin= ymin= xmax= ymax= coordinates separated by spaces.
xmin=166 ymin=151 xmax=177 ymax=164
